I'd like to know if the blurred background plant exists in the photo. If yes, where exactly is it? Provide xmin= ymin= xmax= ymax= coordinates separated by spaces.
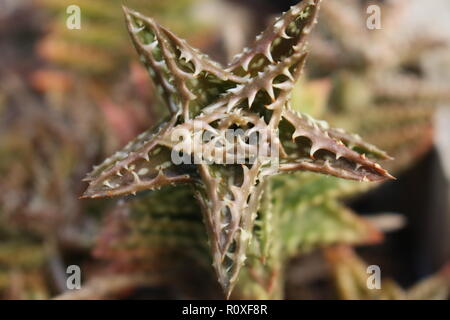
xmin=0 ymin=0 xmax=449 ymax=299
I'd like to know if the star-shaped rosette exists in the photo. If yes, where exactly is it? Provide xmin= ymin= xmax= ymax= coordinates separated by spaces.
xmin=82 ymin=0 xmax=394 ymax=297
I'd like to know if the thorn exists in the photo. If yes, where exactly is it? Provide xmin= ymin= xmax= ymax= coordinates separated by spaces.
xmin=138 ymin=168 xmax=149 ymax=176
xmin=155 ymin=60 xmax=166 ymax=68
xmin=227 ymin=97 xmax=239 ymax=112
xmin=274 ymin=19 xmax=284 ymax=30
xmin=131 ymin=171 xmax=141 ymax=183
xmin=179 ymin=49 xmax=193 ymax=63
xmin=102 ymin=180 xmax=114 ymax=189
xmin=242 ymin=57 xmax=251 ymax=72
xmin=265 ymin=100 xmax=280 ymax=110
xmin=273 ymin=81 xmax=293 ymax=91
xmin=291 ymin=5 xmax=301 ymax=16
xmin=143 ymin=40 xmax=158 ymax=51
xmin=282 ymin=68 xmax=294 ymax=81
xmin=193 ymin=64 xmax=202 ymax=77
xmin=281 ymin=29 xmax=292 ymax=39
xmin=265 ymin=84 xmax=275 ymax=101
xmin=292 ymin=128 xmax=303 ymax=140
xmin=225 ymin=252 xmax=234 ymax=259
xmin=310 ymin=144 xmax=321 ymax=158
xmin=264 ymin=47 xmax=275 ymax=64
xmin=228 ymin=84 xmax=244 ymax=94
xmin=386 ymin=172 xmax=397 ymax=180
xmin=131 ymin=26 xmax=145 ymax=34
xmin=247 ymin=90 xmax=257 ymax=108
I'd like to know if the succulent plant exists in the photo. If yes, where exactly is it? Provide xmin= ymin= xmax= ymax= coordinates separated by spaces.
xmin=92 ymin=169 xmax=383 ymax=299
xmin=231 ymin=172 xmax=383 ymax=299
xmin=0 ymin=74 xmax=108 ymax=299
xmin=0 ymin=217 xmax=49 ymax=299
xmin=36 ymin=0 xmax=214 ymax=77
xmin=328 ymin=102 xmax=435 ymax=173
xmin=0 ymin=0 xmax=443 ymax=300
xmin=35 ymin=0 xmax=219 ymax=145
xmin=310 ymin=0 xmax=450 ymax=174
xmin=82 ymin=0 xmax=394 ymax=298
xmin=325 ymin=246 xmax=450 ymax=300
xmin=0 ymin=76 xmax=105 ymax=230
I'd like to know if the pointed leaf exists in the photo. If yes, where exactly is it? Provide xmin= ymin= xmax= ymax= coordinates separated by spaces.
xmin=278 ymin=109 xmax=394 ymax=181
xmin=124 ymin=7 xmax=246 ymax=120
xmin=226 ymin=0 xmax=321 ymax=77
xmin=195 ymin=163 xmax=264 ymax=297
xmin=83 ymin=115 xmax=194 ymax=198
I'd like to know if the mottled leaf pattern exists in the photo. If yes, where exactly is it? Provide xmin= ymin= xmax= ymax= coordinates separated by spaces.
xmin=124 ymin=7 xmax=246 ymax=119
xmin=83 ymin=115 xmax=195 ymax=198
xmin=83 ymin=0 xmax=393 ymax=297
